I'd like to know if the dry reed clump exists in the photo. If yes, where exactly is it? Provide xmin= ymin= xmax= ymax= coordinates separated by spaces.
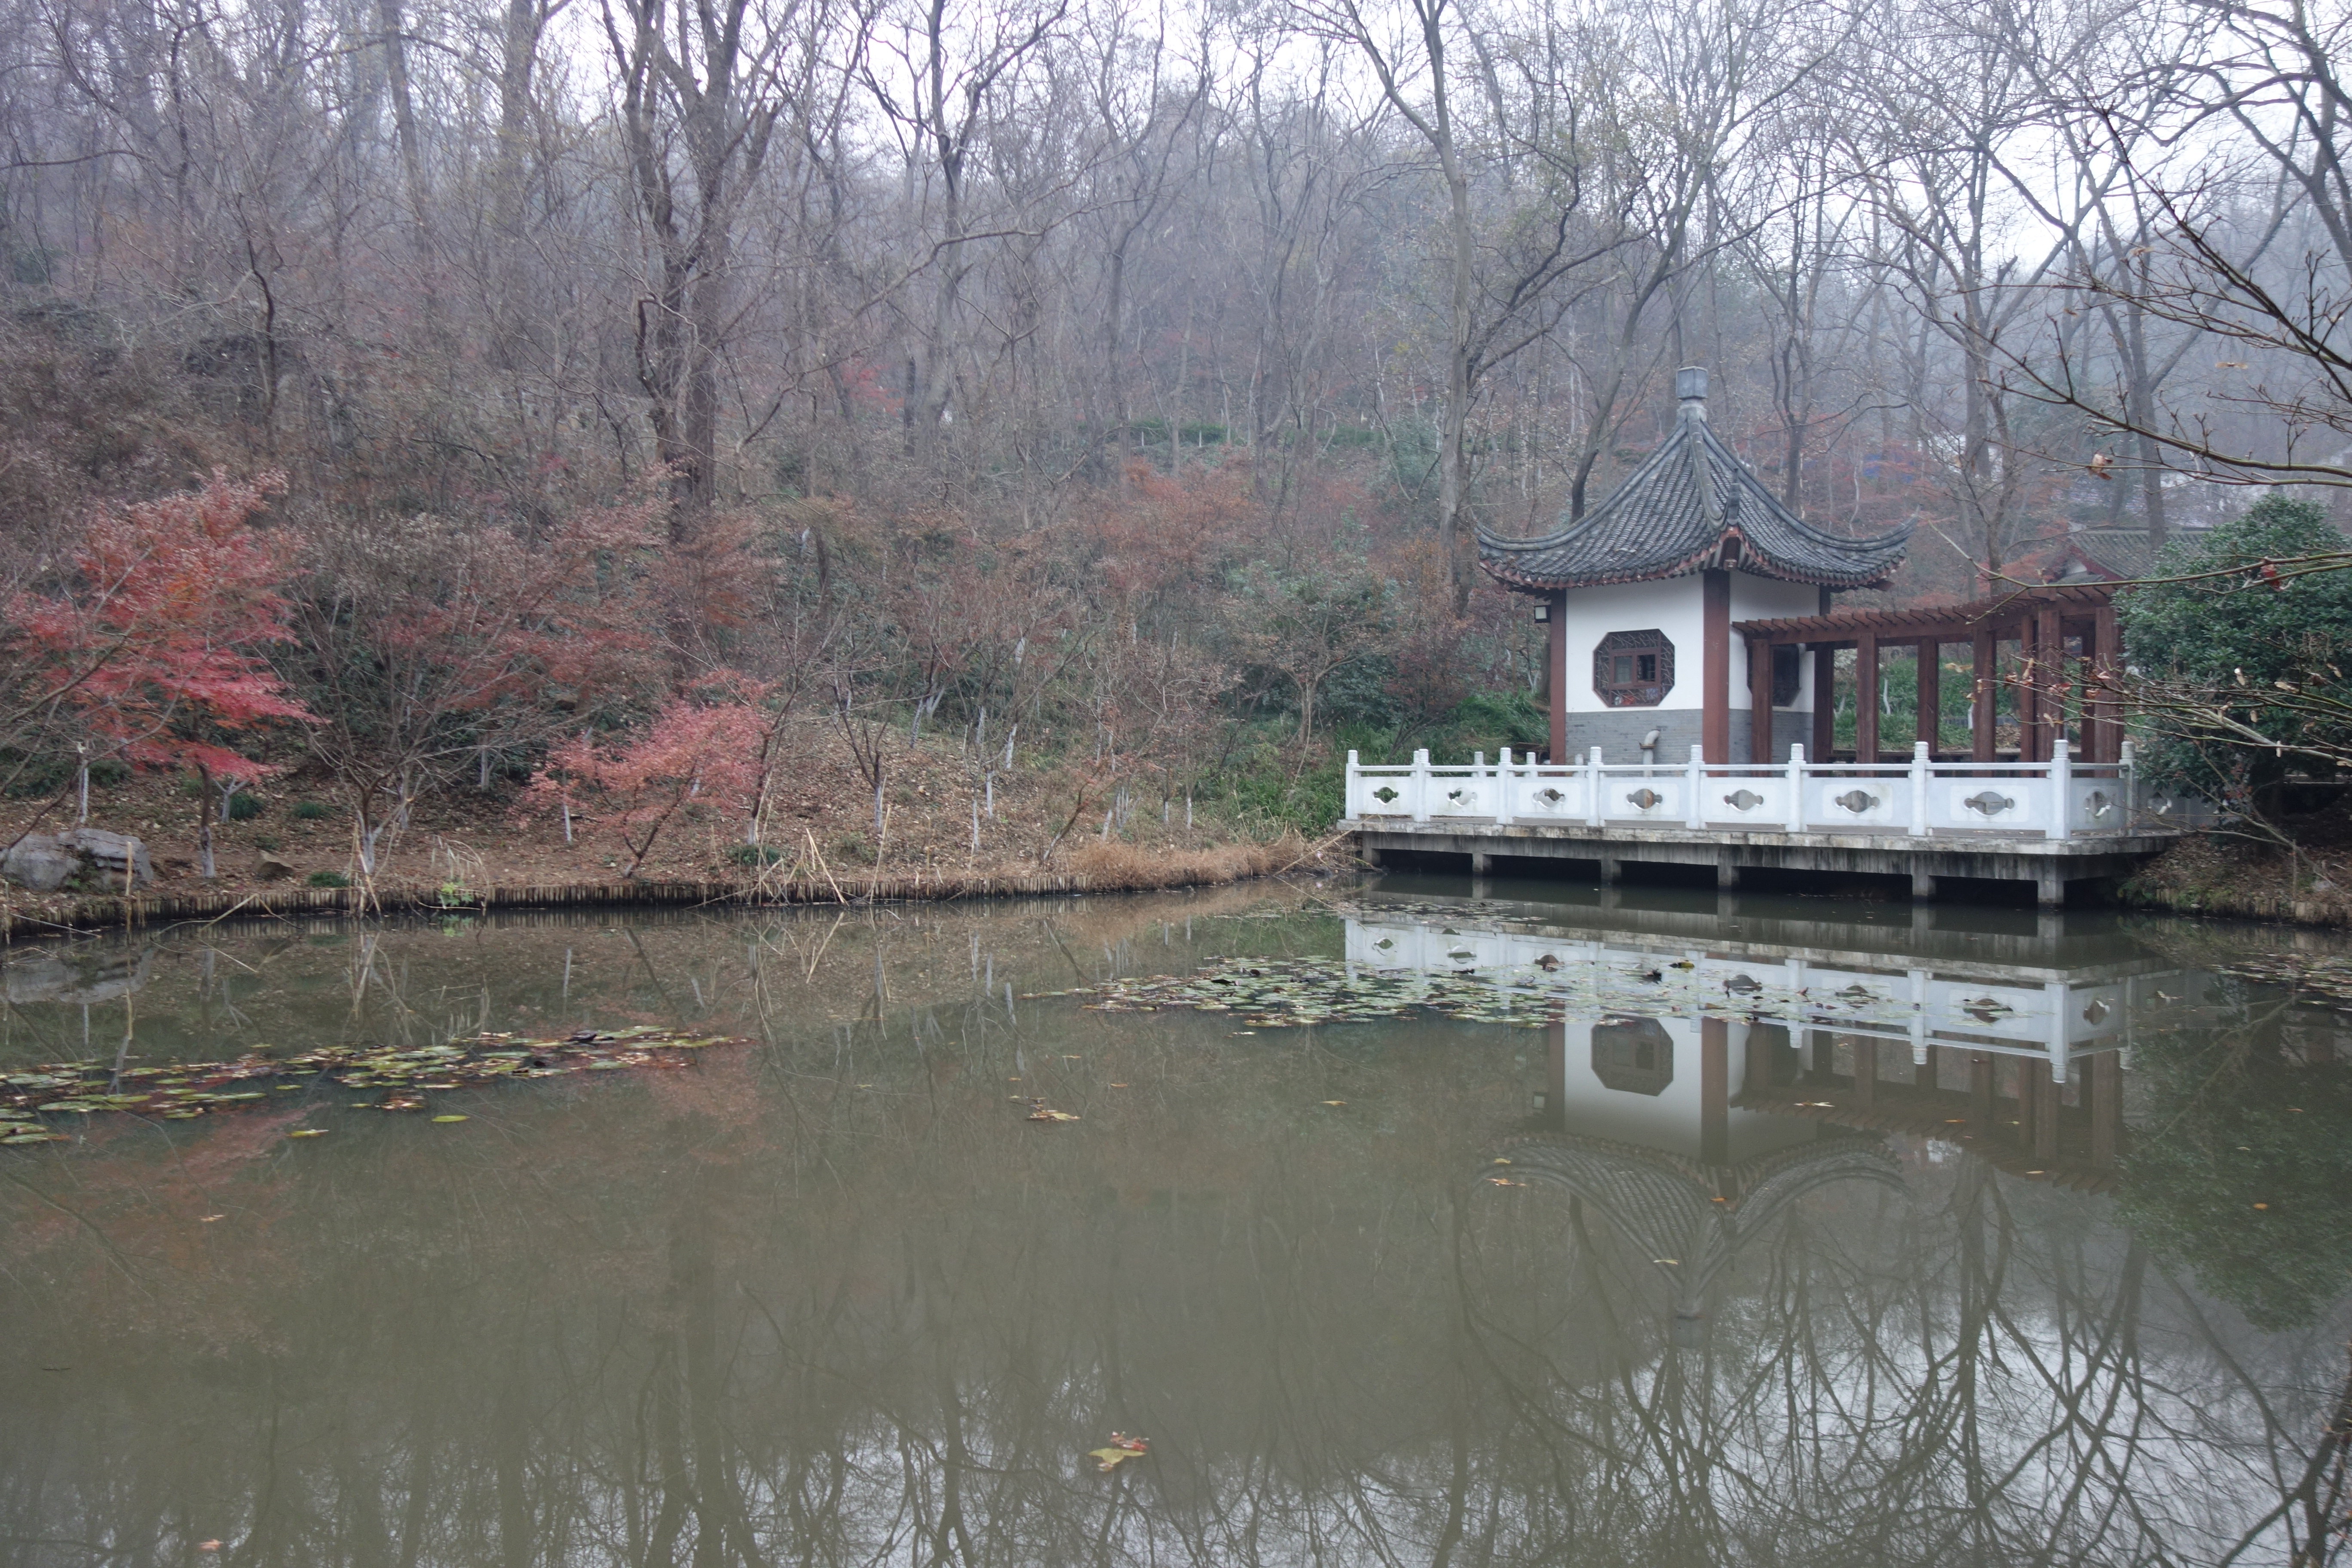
xmin=1066 ymin=833 xmax=1312 ymax=888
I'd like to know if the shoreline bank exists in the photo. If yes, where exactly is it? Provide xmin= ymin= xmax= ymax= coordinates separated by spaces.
xmin=0 ymin=841 xmax=1340 ymax=941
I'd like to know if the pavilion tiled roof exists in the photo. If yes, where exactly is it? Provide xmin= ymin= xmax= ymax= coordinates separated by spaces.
xmin=1479 ymin=374 xmax=1911 ymax=592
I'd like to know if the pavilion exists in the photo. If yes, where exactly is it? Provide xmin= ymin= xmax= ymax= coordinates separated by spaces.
xmin=1479 ymin=368 xmax=2128 ymax=767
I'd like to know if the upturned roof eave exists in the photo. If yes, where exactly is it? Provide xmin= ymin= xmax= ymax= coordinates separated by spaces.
xmin=1476 ymin=529 xmax=1907 ymax=595
xmin=1475 ymin=411 xmax=1912 ymax=593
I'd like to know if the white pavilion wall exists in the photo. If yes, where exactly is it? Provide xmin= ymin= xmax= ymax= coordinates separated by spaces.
xmin=1552 ymin=1016 xmax=1819 ymax=1167
xmin=1553 ymin=572 xmax=1822 ymax=763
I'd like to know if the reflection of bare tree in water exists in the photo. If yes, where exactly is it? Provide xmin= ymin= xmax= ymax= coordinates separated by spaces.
xmin=1446 ymin=1147 xmax=2345 ymax=1566
xmin=1 ymin=903 xmax=2344 ymax=1566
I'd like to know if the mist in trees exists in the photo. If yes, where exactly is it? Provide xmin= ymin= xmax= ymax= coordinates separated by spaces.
xmin=0 ymin=0 xmax=2344 ymax=863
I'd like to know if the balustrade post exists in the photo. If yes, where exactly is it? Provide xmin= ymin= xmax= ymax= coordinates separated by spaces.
xmin=1494 ymin=747 xmax=1513 ymax=825
xmin=1587 ymin=747 xmax=1605 ymax=827
xmin=1909 ymin=741 xmax=1931 ymax=837
xmin=2119 ymin=739 xmax=2136 ymax=825
xmin=1786 ymin=744 xmax=1807 ymax=833
xmin=1410 ymin=748 xmax=1432 ymax=824
xmin=1685 ymin=745 xmax=1706 ymax=829
xmin=1346 ymin=750 xmax=1360 ymax=819
xmin=2050 ymin=737 xmax=2072 ymax=838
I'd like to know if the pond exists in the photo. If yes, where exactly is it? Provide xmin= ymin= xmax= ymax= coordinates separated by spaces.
xmin=2 ymin=875 xmax=2348 ymax=1566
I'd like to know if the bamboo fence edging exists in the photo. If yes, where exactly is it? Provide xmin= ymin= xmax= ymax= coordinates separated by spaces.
xmin=0 ymin=859 xmax=1301 ymax=940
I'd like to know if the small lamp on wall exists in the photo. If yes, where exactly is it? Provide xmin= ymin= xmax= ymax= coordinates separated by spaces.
xmin=1532 ymin=603 xmax=1551 ymax=622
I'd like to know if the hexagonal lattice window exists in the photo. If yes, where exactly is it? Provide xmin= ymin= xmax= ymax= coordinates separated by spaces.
xmin=1594 ymin=630 xmax=1675 ymax=707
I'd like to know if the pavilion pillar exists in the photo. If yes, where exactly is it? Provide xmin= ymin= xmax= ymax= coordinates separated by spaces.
xmin=1540 ymin=1022 xmax=1568 ymax=1134
xmin=1546 ymin=593 xmax=1566 ymax=763
xmin=2090 ymin=1052 xmax=2122 ymax=1169
xmin=1812 ymin=645 xmax=1837 ymax=759
xmin=1703 ymin=570 xmax=1731 ymax=764
xmin=2030 ymin=1059 xmax=2060 ymax=1164
xmin=1747 ymin=636 xmax=1775 ymax=763
xmin=1971 ymin=628 xmax=1997 ymax=762
xmin=1855 ymin=632 xmax=1880 ymax=764
xmin=1917 ymin=640 xmax=1940 ymax=756
xmin=1700 ymin=1017 xmax=1729 ymax=1167
xmin=1745 ymin=1026 xmax=1776 ymax=1095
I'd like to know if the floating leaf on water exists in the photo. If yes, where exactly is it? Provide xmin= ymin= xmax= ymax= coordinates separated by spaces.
xmin=288 ymin=1129 xmax=328 ymax=1138
xmin=1026 ymin=1109 xmax=1081 ymax=1123
xmin=431 ymin=1115 xmax=469 ymax=1124
xmin=1319 ymin=1100 xmax=1347 ymax=1107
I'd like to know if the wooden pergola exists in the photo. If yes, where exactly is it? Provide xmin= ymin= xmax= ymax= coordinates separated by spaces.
xmin=1734 ymin=582 xmax=2123 ymax=766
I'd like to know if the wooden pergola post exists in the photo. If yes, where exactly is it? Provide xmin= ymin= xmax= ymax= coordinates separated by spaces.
xmin=1917 ymin=639 xmax=1940 ymax=756
xmin=2087 ymin=604 xmax=2121 ymax=763
xmin=1972 ymin=628 xmax=1997 ymax=762
xmin=1855 ymin=632 xmax=1880 ymax=764
xmin=2015 ymin=617 xmax=2042 ymax=763
xmin=2029 ymin=605 xmax=2065 ymax=763
xmin=1723 ymin=585 xmax=2119 ymax=772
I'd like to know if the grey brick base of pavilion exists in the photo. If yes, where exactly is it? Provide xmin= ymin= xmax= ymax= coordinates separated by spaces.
xmin=1556 ymin=709 xmax=1813 ymax=765
xmin=1347 ymin=820 xmax=2177 ymax=906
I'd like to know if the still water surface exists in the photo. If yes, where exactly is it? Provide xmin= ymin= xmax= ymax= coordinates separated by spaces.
xmin=2 ymin=877 xmax=2347 ymax=1565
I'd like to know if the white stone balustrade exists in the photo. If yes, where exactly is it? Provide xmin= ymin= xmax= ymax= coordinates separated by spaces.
xmin=1344 ymin=739 xmax=2141 ymax=841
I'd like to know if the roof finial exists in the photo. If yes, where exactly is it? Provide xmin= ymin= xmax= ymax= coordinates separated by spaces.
xmin=1675 ymin=365 xmax=1709 ymax=421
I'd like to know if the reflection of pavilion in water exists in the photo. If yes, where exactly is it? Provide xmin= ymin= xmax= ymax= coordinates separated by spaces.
xmin=1352 ymin=904 xmax=2191 ymax=1341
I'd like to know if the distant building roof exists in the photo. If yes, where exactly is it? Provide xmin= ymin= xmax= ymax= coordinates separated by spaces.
xmin=1479 ymin=368 xmax=1912 ymax=593
xmin=2019 ymin=528 xmax=2158 ymax=584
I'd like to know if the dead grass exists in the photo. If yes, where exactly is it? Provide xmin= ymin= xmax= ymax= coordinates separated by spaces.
xmin=0 ymin=717 xmax=1318 ymax=925
xmin=1066 ymin=833 xmax=1320 ymax=889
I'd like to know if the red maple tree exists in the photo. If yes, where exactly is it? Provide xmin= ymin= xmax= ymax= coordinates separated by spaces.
xmin=9 ymin=470 xmax=315 ymax=876
xmin=522 ymin=676 xmax=766 ymax=878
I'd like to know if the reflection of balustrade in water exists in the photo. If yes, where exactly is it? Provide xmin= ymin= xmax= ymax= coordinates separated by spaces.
xmin=1345 ymin=740 xmax=2154 ymax=839
xmin=1345 ymin=916 xmax=2185 ymax=1084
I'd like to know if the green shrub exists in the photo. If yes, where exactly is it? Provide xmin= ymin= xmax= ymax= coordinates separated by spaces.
xmin=307 ymin=870 xmax=351 ymax=888
xmin=728 ymin=843 xmax=788 ymax=867
xmin=226 ymin=791 xmax=264 ymax=821
xmin=2119 ymin=493 xmax=2352 ymax=799
xmin=827 ymin=833 xmax=875 ymax=866
xmin=292 ymin=801 xmax=331 ymax=821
